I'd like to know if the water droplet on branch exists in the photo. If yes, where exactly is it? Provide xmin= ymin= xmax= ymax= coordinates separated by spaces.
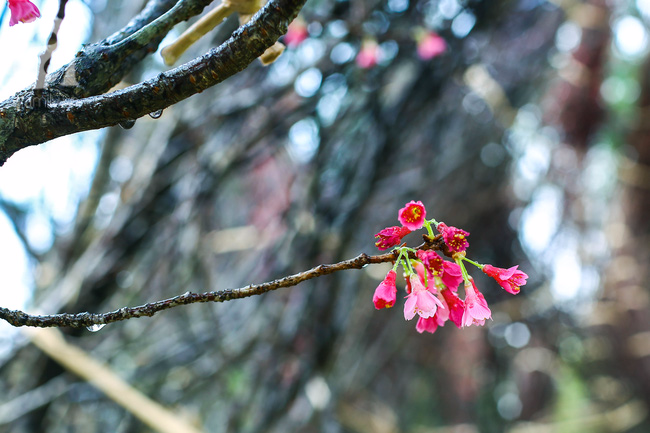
xmin=119 ymin=119 xmax=136 ymax=129
xmin=148 ymin=109 xmax=163 ymax=119
xmin=86 ymin=323 xmax=106 ymax=332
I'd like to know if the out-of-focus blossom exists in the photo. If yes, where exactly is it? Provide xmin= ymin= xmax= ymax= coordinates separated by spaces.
xmin=8 ymin=0 xmax=40 ymax=26
xmin=284 ymin=18 xmax=308 ymax=47
xmin=417 ymin=31 xmax=446 ymax=60
xmin=356 ymin=39 xmax=380 ymax=69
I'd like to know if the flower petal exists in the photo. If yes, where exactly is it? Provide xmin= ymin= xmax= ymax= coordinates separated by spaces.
xmin=404 ymin=295 xmax=417 ymax=321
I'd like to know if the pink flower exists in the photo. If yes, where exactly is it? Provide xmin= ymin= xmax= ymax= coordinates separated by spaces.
xmin=284 ymin=19 xmax=308 ymax=47
xmin=461 ymin=279 xmax=491 ymax=327
xmin=441 ymin=287 xmax=465 ymax=328
xmin=375 ymin=225 xmax=411 ymax=250
xmin=398 ymin=200 xmax=426 ymax=231
xmin=416 ymin=250 xmax=463 ymax=290
xmin=483 ymin=264 xmax=528 ymax=295
xmin=373 ymin=270 xmax=398 ymax=309
xmin=404 ymin=274 xmax=443 ymax=320
xmin=413 ymin=261 xmax=427 ymax=286
xmin=434 ymin=291 xmax=449 ymax=323
xmin=416 ymin=316 xmax=439 ymax=334
xmin=356 ymin=40 xmax=380 ymax=69
xmin=416 ymin=292 xmax=449 ymax=333
xmin=437 ymin=222 xmax=469 ymax=253
xmin=417 ymin=32 xmax=446 ymax=60
xmin=417 ymin=250 xmax=442 ymax=272
xmin=8 ymin=0 xmax=40 ymax=26
xmin=441 ymin=261 xmax=463 ymax=290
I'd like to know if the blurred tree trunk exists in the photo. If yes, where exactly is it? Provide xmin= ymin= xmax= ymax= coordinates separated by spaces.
xmin=533 ymin=0 xmax=650 ymax=430
xmin=595 ymin=54 xmax=650 ymax=413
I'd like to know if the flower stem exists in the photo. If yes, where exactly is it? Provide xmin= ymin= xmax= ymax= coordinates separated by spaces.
xmin=462 ymin=257 xmax=483 ymax=269
xmin=456 ymin=257 xmax=470 ymax=282
xmin=424 ymin=220 xmax=435 ymax=238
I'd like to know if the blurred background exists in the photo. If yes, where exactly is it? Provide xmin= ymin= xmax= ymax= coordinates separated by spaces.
xmin=1 ymin=0 xmax=649 ymax=431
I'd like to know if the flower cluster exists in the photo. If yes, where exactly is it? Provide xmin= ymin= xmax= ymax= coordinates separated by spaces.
xmin=7 ymin=0 xmax=40 ymax=26
xmin=372 ymin=201 xmax=528 ymax=334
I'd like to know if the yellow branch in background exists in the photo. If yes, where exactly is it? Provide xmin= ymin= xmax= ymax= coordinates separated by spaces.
xmin=161 ymin=0 xmax=285 ymax=67
xmin=25 ymin=327 xmax=204 ymax=433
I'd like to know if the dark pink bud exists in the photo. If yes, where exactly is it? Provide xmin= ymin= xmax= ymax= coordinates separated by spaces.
xmin=483 ymin=264 xmax=528 ymax=295
xmin=374 ymin=226 xmax=411 ymax=250
xmin=373 ymin=270 xmax=398 ymax=309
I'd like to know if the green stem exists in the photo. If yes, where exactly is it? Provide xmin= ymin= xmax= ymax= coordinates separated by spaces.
xmin=456 ymin=258 xmax=470 ymax=282
xmin=403 ymin=256 xmax=415 ymax=275
xmin=392 ymin=249 xmax=406 ymax=272
xmin=424 ymin=220 xmax=435 ymax=238
xmin=462 ymin=257 xmax=483 ymax=269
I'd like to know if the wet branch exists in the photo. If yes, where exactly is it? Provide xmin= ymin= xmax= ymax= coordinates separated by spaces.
xmin=0 ymin=0 xmax=307 ymax=165
xmin=0 ymin=251 xmax=400 ymax=328
xmin=0 ymin=233 xmax=449 ymax=329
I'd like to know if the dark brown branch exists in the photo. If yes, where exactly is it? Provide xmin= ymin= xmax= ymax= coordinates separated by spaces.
xmin=0 ymin=251 xmax=398 ymax=328
xmin=0 ymin=0 xmax=307 ymax=165
xmin=44 ymin=0 xmax=214 ymax=99
xmin=0 ymin=234 xmax=449 ymax=328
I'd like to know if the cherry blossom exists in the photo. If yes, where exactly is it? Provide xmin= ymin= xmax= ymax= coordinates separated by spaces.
xmin=8 ymin=0 xmax=40 ymax=26
xmin=482 ymin=264 xmax=528 ymax=295
xmin=375 ymin=225 xmax=411 ymax=250
xmin=416 ymin=250 xmax=463 ymax=290
xmin=356 ymin=40 xmax=380 ymax=69
xmin=404 ymin=274 xmax=443 ymax=321
xmin=437 ymin=222 xmax=470 ymax=253
xmin=284 ymin=18 xmax=308 ymax=47
xmin=417 ymin=31 xmax=446 ymax=60
xmin=461 ymin=279 xmax=491 ymax=327
xmin=398 ymin=200 xmax=426 ymax=231
xmin=370 ymin=201 xmax=526 ymax=336
xmin=416 ymin=316 xmax=439 ymax=334
xmin=373 ymin=270 xmax=398 ymax=309
xmin=441 ymin=287 xmax=465 ymax=328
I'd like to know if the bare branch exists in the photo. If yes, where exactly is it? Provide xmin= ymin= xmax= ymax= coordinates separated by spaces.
xmin=0 ymin=251 xmax=400 ymax=328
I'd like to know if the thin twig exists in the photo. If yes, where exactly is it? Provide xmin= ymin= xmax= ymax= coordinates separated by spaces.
xmin=0 ymin=252 xmax=395 ymax=328
xmin=34 ymin=0 xmax=69 ymax=100
xmin=0 ymin=246 xmax=428 ymax=328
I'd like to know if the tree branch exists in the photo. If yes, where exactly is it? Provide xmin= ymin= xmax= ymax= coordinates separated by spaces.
xmin=0 ymin=250 xmax=401 ymax=328
xmin=0 ymin=0 xmax=307 ymax=165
